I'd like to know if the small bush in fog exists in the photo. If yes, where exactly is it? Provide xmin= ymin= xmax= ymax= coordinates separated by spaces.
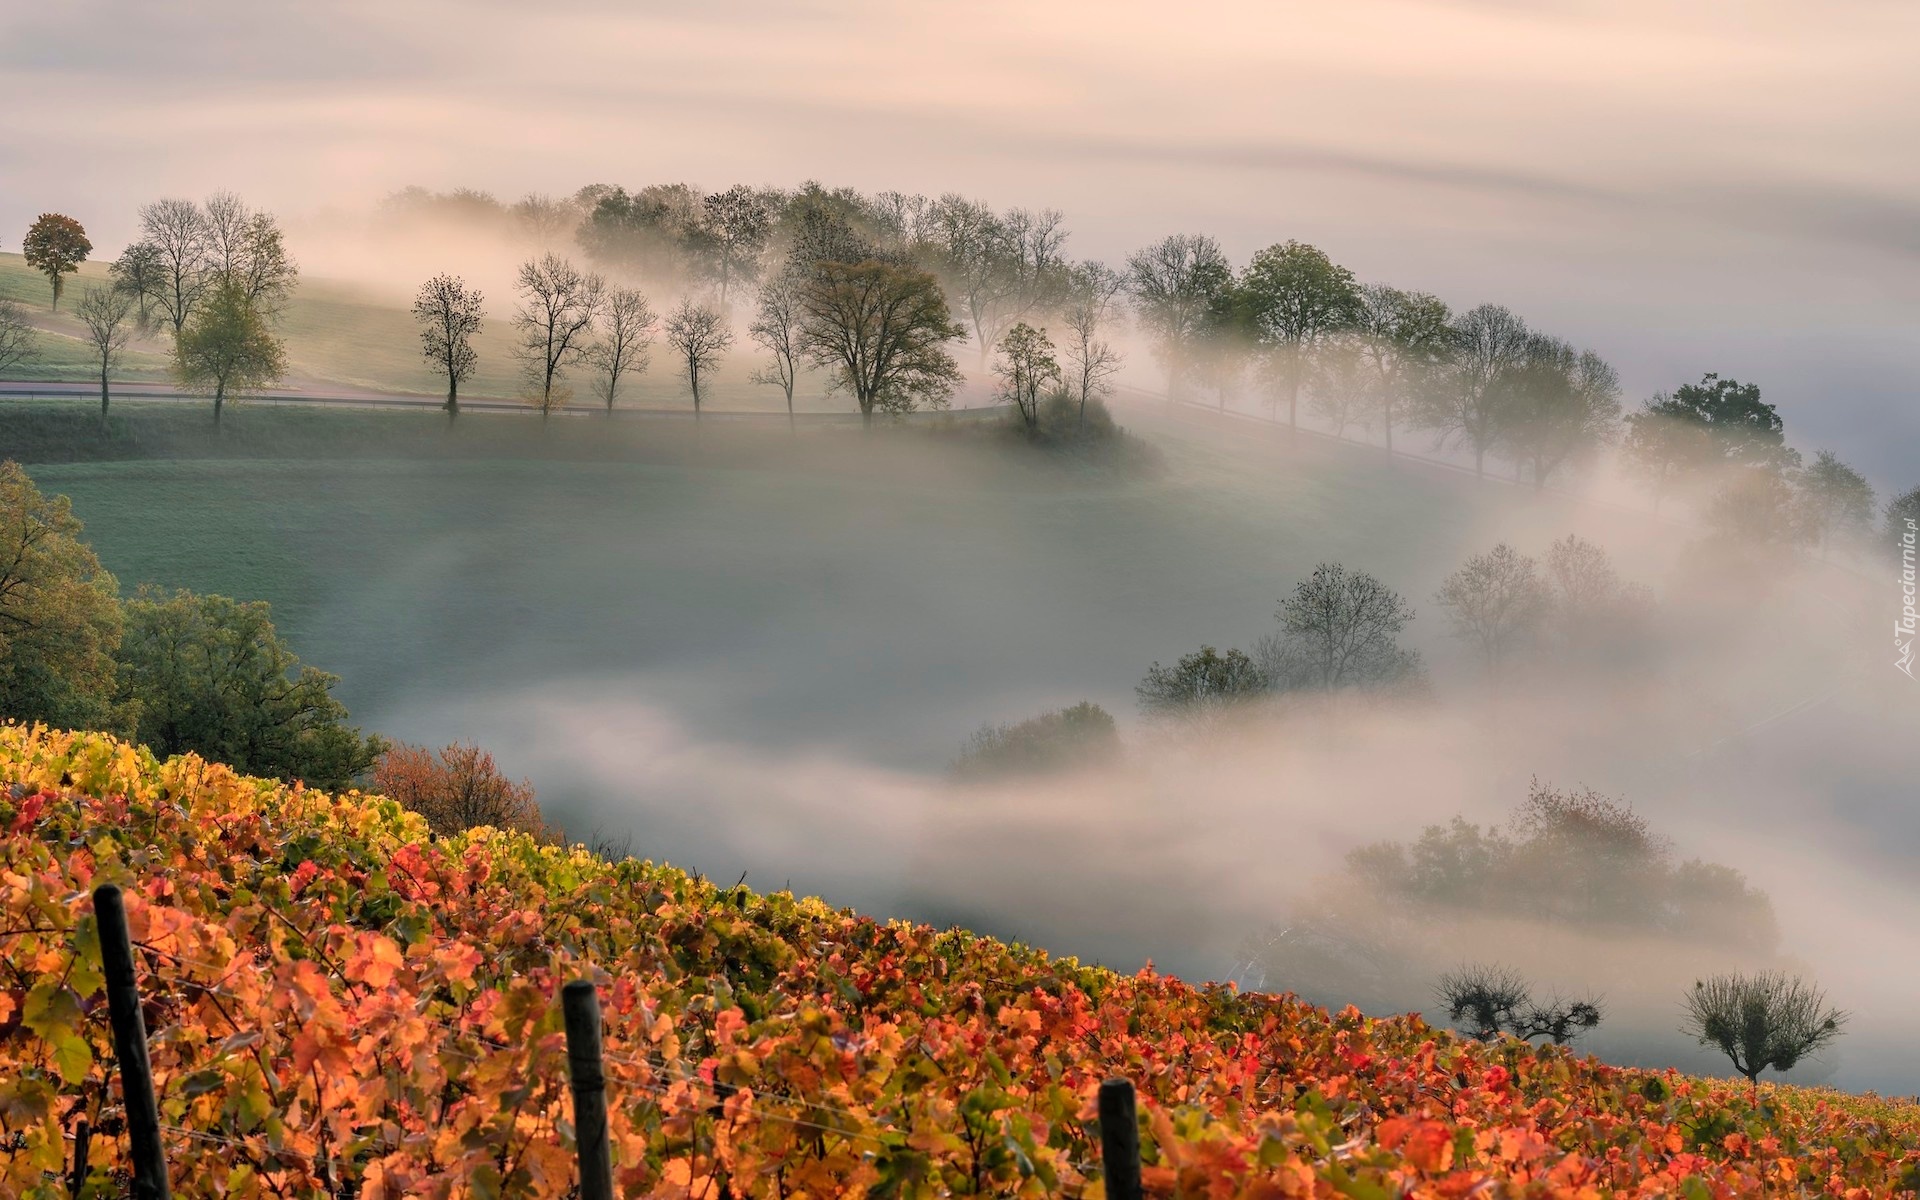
xmin=1437 ymin=963 xmax=1603 ymax=1045
xmin=1683 ymin=970 xmax=1846 ymax=1084
xmin=1136 ymin=645 xmax=1268 ymax=722
xmin=951 ymin=701 xmax=1120 ymax=780
xmin=372 ymin=739 xmax=551 ymax=840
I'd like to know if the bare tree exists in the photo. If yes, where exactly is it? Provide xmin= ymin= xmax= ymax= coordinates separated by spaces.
xmin=1684 ymin=971 xmax=1846 ymax=1085
xmin=994 ymin=322 xmax=1060 ymax=431
xmin=1422 ymin=303 xmax=1531 ymax=478
xmin=1352 ymin=284 xmax=1451 ymax=454
xmin=592 ymin=286 xmax=658 ymax=412
xmin=663 ymin=297 xmax=733 ymax=418
xmin=197 ymin=192 xmax=299 ymax=320
xmin=137 ymin=197 xmax=212 ymax=335
xmin=930 ymin=195 xmax=1014 ymax=368
xmin=510 ymin=192 xmax=578 ymax=246
xmin=1433 ymin=543 xmax=1548 ymax=679
xmin=0 ymin=300 xmax=39 ymax=376
xmin=1124 ymin=233 xmax=1233 ymax=401
xmin=74 ymin=285 xmax=136 ymax=417
xmin=412 ymin=274 xmax=485 ymax=417
xmin=512 ymin=253 xmax=603 ymax=418
xmin=1061 ymin=261 xmax=1126 ymax=431
xmin=796 ymin=260 xmax=966 ymax=427
xmin=1255 ymin=562 xmax=1424 ymax=692
xmin=1438 ymin=964 xmax=1602 ymax=1045
xmin=749 ymin=272 xmax=806 ymax=428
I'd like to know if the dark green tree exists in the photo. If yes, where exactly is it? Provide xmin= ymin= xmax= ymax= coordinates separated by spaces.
xmin=1238 ymin=240 xmax=1363 ymax=430
xmin=116 ymin=587 xmax=381 ymax=790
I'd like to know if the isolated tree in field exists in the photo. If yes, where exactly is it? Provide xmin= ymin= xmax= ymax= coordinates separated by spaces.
xmin=994 ymin=322 xmax=1060 ymax=431
xmin=1492 ymin=335 xmax=1622 ymax=489
xmin=109 ymin=241 xmax=165 ymax=331
xmin=412 ymin=273 xmax=484 ymax=417
xmin=1353 ymin=284 xmax=1451 ymax=453
xmin=1423 ymin=303 xmax=1531 ymax=478
xmin=116 ymin=587 xmax=381 ymax=791
xmin=1683 ymin=971 xmax=1846 ymax=1084
xmin=1136 ymin=645 xmax=1267 ymax=723
xmin=1257 ymin=562 xmax=1424 ymax=692
xmin=513 ymin=253 xmax=604 ymax=418
xmin=1437 ymin=964 xmax=1603 ymax=1045
xmin=1061 ymin=261 xmax=1126 ymax=430
xmin=1542 ymin=535 xmax=1654 ymax=659
xmin=202 ymin=192 xmax=299 ymax=318
xmin=74 ymin=286 xmax=136 ymax=417
xmin=701 ymin=184 xmax=773 ymax=301
xmin=137 ymin=197 xmax=213 ymax=335
xmin=663 ymin=298 xmax=733 ymax=418
xmin=749 ymin=272 xmax=807 ymax=427
xmin=591 ymin=286 xmax=657 ymax=412
xmin=172 ymin=283 xmax=287 ymax=423
xmin=372 ymin=740 xmax=547 ymax=838
xmin=0 ymin=300 xmax=37 ymax=376
xmin=796 ymin=259 xmax=966 ymax=426
xmin=1239 ymin=240 xmax=1362 ymax=430
xmin=1125 ymin=233 xmax=1233 ymax=401
xmin=0 ymin=462 xmax=125 ymax=732
xmin=1796 ymin=450 xmax=1875 ymax=558
xmin=1434 ymin=543 xmax=1548 ymax=678
xmin=1886 ymin=486 xmax=1920 ymax=548
xmin=21 ymin=213 xmax=91 ymax=310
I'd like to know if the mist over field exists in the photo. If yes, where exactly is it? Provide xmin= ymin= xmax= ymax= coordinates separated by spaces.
xmin=4 ymin=0 xmax=1917 ymax=1113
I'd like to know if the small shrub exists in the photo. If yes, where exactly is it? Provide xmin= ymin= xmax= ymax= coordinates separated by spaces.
xmin=952 ymin=701 xmax=1120 ymax=780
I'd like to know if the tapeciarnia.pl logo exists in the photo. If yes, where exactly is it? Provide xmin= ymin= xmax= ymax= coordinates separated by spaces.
xmin=1898 ymin=518 xmax=1917 ymax=679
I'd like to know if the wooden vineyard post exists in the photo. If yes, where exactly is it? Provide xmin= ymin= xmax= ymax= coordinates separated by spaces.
xmin=1098 ymin=1077 xmax=1142 ymax=1200
xmin=562 ymin=979 xmax=614 ymax=1200
xmin=94 ymin=883 xmax=172 ymax=1200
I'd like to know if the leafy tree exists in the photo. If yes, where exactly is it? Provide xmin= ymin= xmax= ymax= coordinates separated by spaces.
xmin=0 ymin=299 xmax=37 ymax=376
xmin=172 ymin=283 xmax=287 ymax=423
xmin=1492 ymin=335 xmax=1622 ymax=489
xmin=1135 ymin=645 xmax=1267 ymax=722
xmin=0 ymin=462 xmax=125 ymax=731
xmin=796 ymin=259 xmax=965 ymax=426
xmin=412 ymin=274 xmax=485 ymax=417
xmin=1796 ymin=450 xmax=1875 ymax=557
xmin=1434 ymin=543 xmax=1549 ymax=679
xmin=1238 ymin=241 xmax=1362 ymax=430
xmin=749 ymin=272 xmax=807 ymax=428
xmin=1624 ymin=374 xmax=1797 ymax=508
xmin=591 ymin=286 xmax=657 ymax=412
xmin=576 ymin=184 xmax=703 ymax=278
xmin=1351 ymin=284 xmax=1451 ymax=454
xmin=1255 ymin=563 xmax=1424 ymax=692
xmin=663 ymin=297 xmax=733 ymax=418
xmin=1124 ymin=234 xmax=1233 ymax=401
xmin=21 ymin=213 xmax=91 ymax=310
xmin=203 ymin=193 xmax=298 ymax=318
xmin=1683 ymin=971 xmax=1847 ymax=1084
xmin=116 ymin=587 xmax=381 ymax=790
xmin=1886 ymin=485 xmax=1920 ymax=549
xmin=994 ymin=322 xmax=1060 ymax=431
xmin=371 ymin=740 xmax=549 ymax=838
xmin=1423 ymin=303 xmax=1531 ymax=478
xmin=1706 ymin=466 xmax=1810 ymax=548
xmin=700 ymin=184 xmax=773 ymax=302
xmin=136 ymin=197 xmax=213 ymax=335
xmin=1436 ymin=964 xmax=1602 ymax=1045
xmin=512 ymin=253 xmax=603 ymax=418
xmin=952 ymin=701 xmax=1120 ymax=780
xmin=109 ymin=241 xmax=166 ymax=331
xmin=73 ymin=286 xmax=136 ymax=417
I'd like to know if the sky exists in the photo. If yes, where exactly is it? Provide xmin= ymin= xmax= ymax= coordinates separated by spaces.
xmin=2 ymin=0 xmax=1915 ymax=480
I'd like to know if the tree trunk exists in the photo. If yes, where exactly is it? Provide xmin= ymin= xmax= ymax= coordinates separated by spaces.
xmin=1474 ymin=446 xmax=1485 ymax=478
xmin=787 ymin=387 xmax=795 ymax=432
xmin=446 ymin=377 xmax=459 ymax=420
xmin=100 ymin=365 xmax=110 ymax=417
xmin=214 ymin=382 xmax=225 ymax=424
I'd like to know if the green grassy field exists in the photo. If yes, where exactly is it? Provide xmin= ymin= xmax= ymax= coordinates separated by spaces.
xmin=1 ymin=251 xmax=885 ymax=411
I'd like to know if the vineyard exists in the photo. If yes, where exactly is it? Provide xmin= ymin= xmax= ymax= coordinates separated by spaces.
xmin=3 ymin=725 xmax=1918 ymax=1198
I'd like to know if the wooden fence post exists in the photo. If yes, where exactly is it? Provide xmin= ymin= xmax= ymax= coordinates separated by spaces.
xmin=94 ymin=883 xmax=171 ymax=1200
xmin=562 ymin=979 xmax=614 ymax=1200
xmin=1098 ymin=1077 xmax=1142 ymax=1200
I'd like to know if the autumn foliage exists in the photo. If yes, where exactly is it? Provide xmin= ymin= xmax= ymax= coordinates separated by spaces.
xmin=3 ymin=724 xmax=1919 ymax=1198
xmin=370 ymin=739 xmax=547 ymax=839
